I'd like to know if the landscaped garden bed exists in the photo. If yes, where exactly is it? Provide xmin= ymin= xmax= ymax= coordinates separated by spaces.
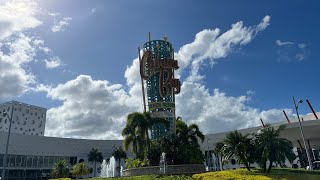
xmin=192 ymin=168 xmax=320 ymax=180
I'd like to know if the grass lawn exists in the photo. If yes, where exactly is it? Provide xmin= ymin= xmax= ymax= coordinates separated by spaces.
xmin=192 ymin=168 xmax=320 ymax=180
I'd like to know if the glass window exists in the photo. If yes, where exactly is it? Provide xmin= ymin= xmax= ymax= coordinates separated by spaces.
xmin=44 ymin=156 xmax=49 ymax=168
xmin=0 ymin=154 xmax=3 ymax=167
xmin=16 ymin=155 xmax=22 ymax=167
xmin=26 ymin=156 xmax=33 ymax=167
xmin=37 ymin=156 xmax=43 ymax=168
xmin=21 ymin=155 xmax=26 ymax=167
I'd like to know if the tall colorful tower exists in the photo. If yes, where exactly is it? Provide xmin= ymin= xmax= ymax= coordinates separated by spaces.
xmin=139 ymin=34 xmax=181 ymax=139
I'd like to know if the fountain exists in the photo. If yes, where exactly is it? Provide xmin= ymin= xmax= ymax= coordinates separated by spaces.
xmin=159 ymin=152 xmax=167 ymax=174
xmin=120 ymin=166 xmax=123 ymax=176
xmin=100 ymin=156 xmax=116 ymax=177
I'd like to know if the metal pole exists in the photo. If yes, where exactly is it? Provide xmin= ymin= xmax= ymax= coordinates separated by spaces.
xmin=207 ymin=139 xmax=210 ymax=171
xmin=2 ymin=103 xmax=14 ymax=180
xmin=293 ymin=97 xmax=313 ymax=170
xmin=138 ymin=47 xmax=147 ymax=113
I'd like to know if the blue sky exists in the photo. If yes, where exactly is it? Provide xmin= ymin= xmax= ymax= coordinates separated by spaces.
xmin=0 ymin=0 xmax=319 ymax=139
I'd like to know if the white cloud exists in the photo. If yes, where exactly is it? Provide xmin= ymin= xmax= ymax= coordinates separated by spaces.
xmin=175 ymin=15 xmax=271 ymax=82
xmin=44 ymin=75 xmax=140 ymax=139
xmin=51 ymin=17 xmax=72 ymax=33
xmin=43 ymin=15 xmax=295 ymax=139
xmin=275 ymin=40 xmax=294 ymax=46
xmin=0 ymin=33 xmax=36 ymax=98
xmin=276 ymin=40 xmax=309 ymax=62
xmin=44 ymin=56 xmax=62 ymax=69
xmin=0 ymin=0 xmax=42 ymax=40
xmin=91 ymin=8 xmax=97 ymax=14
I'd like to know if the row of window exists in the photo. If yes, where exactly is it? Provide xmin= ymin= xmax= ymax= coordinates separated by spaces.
xmin=0 ymin=107 xmax=45 ymax=118
xmin=0 ymin=154 xmax=78 ymax=168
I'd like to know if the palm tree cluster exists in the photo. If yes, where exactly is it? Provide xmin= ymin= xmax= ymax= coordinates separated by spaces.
xmin=51 ymin=160 xmax=91 ymax=179
xmin=217 ymin=124 xmax=296 ymax=173
xmin=122 ymin=112 xmax=206 ymax=166
xmin=157 ymin=118 xmax=205 ymax=165
xmin=122 ymin=112 xmax=169 ymax=159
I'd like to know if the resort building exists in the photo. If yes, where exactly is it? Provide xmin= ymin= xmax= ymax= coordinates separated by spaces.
xmin=0 ymin=100 xmax=319 ymax=179
xmin=200 ymin=115 xmax=320 ymax=171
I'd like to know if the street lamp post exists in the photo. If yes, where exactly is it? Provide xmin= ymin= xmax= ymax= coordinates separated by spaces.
xmin=292 ymin=97 xmax=313 ymax=170
xmin=1 ymin=104 xmax=14 ymax=180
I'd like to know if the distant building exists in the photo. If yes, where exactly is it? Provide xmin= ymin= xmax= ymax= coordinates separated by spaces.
xmin=0 ymin=101 xmax=132 ymax=180
xmin=0 ymin=101 xmax=46 ymax=136
xmin=200 ymin=118 xmax=320 ymax=171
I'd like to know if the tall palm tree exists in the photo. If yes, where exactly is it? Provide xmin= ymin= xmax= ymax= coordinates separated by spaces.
xmin=113 ymin=146 xmax=127 ymax=176
xmin=222 ymin=131 xmax=253 ymax=171
xmin=254 ymin=124 xmax=296 ymax=173
xmin=51 ymin=160 xmax=70 ymax=178
xmin=214 ymin=142 xmax=225 ymax=170
xmin=72 ymin=162 xmax=90 ymax=179
xmin=88 ymin=148 xmax=103 ymax=177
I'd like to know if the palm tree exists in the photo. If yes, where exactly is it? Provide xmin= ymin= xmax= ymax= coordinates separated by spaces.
xmin=88 ymin=148 xmax=103 ymax=177
xmin=214 ymin=142 xmax=225 ymax=170
xmin=122 ymin=112 xmax=169 ymax=159
xmin=113 ymin=146 xmax=127 ymax=176
xmin=254 ymin=124 xmax=296 ymax=173
xmin=72 ymin=162 xmax=90 ymax=179
xmin=222 ymin=131 xmax=253 ymax=171
xmin=51 ymin=160 xmax=70 ymax=178
xmin=173 ymin=119 xmax=205 ymax=164
xmin=176 ymin=119 xmax=205 ymax=144
xmin=142 ymin=112 xmax=169 ymax=146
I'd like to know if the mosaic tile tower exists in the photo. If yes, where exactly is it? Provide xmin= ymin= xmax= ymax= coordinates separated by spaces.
xmin=139 ymin=35 xmax=181 ymax=139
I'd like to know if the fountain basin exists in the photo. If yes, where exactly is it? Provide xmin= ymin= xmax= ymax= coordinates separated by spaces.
xmin=122 ymin=164 xmax=205 ymax=177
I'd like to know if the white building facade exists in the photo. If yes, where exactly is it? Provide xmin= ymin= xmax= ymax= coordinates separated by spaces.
xmin=0 ymin=101 xmax=46 ymax=136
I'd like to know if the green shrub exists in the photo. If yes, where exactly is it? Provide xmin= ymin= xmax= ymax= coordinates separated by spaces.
xmin=49 ymin=178 xmax=71 ymax=180
xmin=192 ymin=168 xmax=320 ymax=180
xmin=125 ymin=158 xmax=145 ymax=169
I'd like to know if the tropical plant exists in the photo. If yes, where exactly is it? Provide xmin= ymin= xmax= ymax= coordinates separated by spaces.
xmin=51 ymin=160 xmax=70 ymax=178
xmin=154 ymin=119 xmax=205 ymax=165
xmin=113 ymin=146 xmax=127 ymax=176
xmin=254 ymin=124 xmax=296 ymax=173
xmin=125 ymin=158 xmax=145 ymax=169
xmin=222 ymin=131 xmax=254 ymax=171
xmin=88 ymin=148 xmax=103 ymax=177
xmin=72 ymin=162 xmax=90 ymax=179
xmin=122 ymin=112 xmax=169 ymax=159
xmin=214 ymin=142 xmax=225 ymax=170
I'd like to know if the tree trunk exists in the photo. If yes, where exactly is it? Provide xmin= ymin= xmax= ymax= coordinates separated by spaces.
xmin=263 ymin=160 xmax=267 ymax=173
xmin=267 ymin=160 xmax=273 ymax=173
xmin=118 ymin=158 xmax=121 ymax=177
xmin=245 ymin=162 xmax=251 ymax=172
xmin=94 ymin=161 xmax=96 ymax=177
